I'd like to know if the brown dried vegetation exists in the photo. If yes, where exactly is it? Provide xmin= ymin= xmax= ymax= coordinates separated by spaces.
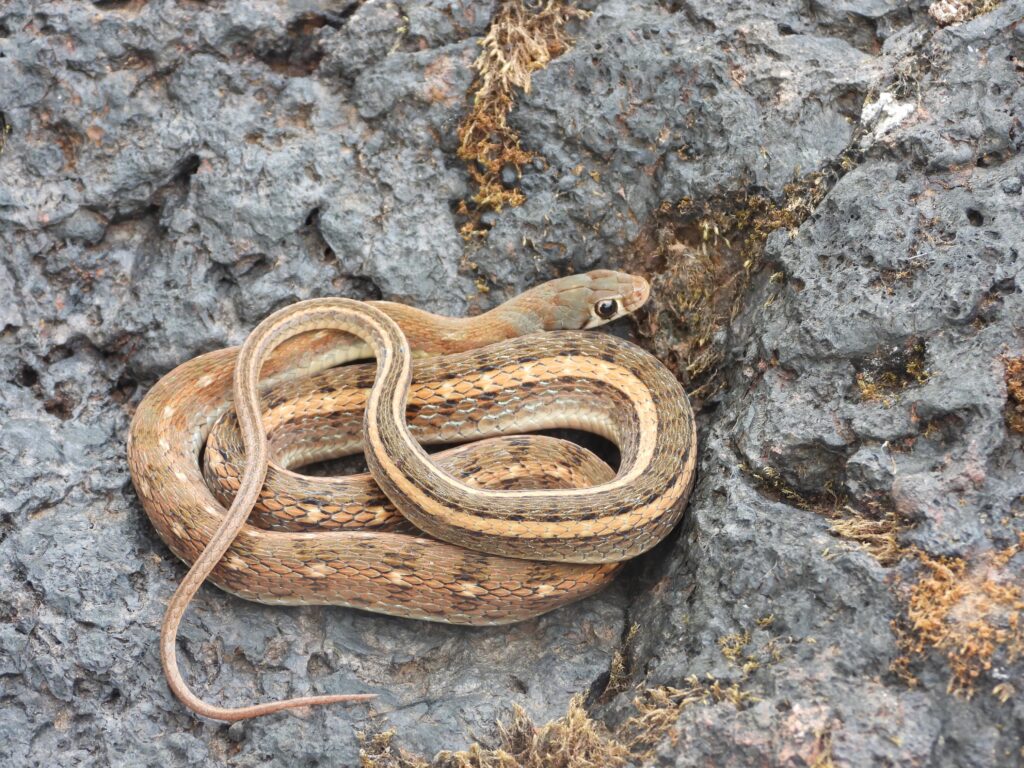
xmin=456 ymin=1 xmax=588 ymax=236
xmin=601 ymin=623 xmax=639 ymax=699
xmin=1003 ymin=355 xmax=1024 ymax=434
xmin=893 ymin=535 xmax=1024 ymax=697
xmin=928 ymin=0 xmax=1003 ymax=26
xmin=854 ymin=339 xmax=931 ymax=407
xmin=743 ymin=464 xmax=910 ymax=567
xmin=827 ymin=505 xmax=907 ymax=567
xmin=630 ymin=157 xmax=854 ymax=405
xmin=0 ymin=118 xmax=10 ymax=157
xmin=359 ymin=677 xmax=753 ymax=768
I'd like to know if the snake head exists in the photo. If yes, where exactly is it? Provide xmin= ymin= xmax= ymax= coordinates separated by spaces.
xmin=539 ymin=270 xmax=650 ymax=331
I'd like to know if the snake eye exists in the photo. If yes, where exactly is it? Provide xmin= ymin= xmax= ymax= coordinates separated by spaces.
xmin=595 ymin=299 xmax=618 ymax=320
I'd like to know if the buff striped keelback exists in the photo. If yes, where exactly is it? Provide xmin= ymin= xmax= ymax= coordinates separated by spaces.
xmin=127 ymin=270 xmax=695 ymax=721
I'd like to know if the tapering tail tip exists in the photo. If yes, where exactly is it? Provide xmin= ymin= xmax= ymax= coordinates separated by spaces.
xmin=189 ymin=692 xmax=379 ymax=723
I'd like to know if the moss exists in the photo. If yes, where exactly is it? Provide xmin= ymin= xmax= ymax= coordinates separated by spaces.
xmin=744 ymin=408 xmax=1020 ymax=699
xmin=360 ymin=696 xmax=628 ymax=768
xmin=602 ymin=623 xmax=639 ymax=699
xmin=718 ymin=631 xmax=751 ymax=664
xmin=631 ymin=152 xmax=859 ymax=405
xmin=743 ymin=463 xmax=911 ymax=566
xmin=618 ymin=677 xmax=755 ymax=759
xmin=809 ymin=726 xmax=836 ymax=768
xmin=869 ymin=264 xmax=922 ymax=296
xmin=456 ymin=0 xmax=588 ymax=237
xmin=358 ymin=676 xmax=755 ymax=768
xmin=827 ymin=505 xmax=907 ymax=567
xmin=928 ymin=0 xmax=1002 ymax=26
xmin=360 ymin=730 xmax=430 ymax=768
xmin=1003 ymin=355 xmax=1024 ymax=434
xmin=892 ymin=535 xmax=1024 ymax=697
xmin=854 ymin=338 xmax=931 ymax=407
xmin=743 ymin=463 xmax=814 ymax=510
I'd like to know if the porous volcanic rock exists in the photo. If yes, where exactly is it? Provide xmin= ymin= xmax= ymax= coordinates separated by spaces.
xmin=1 ymin=1 xmax=1021 ymax=766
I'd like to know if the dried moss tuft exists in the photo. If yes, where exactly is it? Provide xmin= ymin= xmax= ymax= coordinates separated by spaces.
xmin=359 ymin=729 xmax=430 ymax=768
xmin=1003 ymin=355 xmax=1024 ymax=434
xmin=456 ymin=0 xmax=588 ymax=237
xmin=602 ymin=623 xmax=639 ymax=699
xmin=631 ymin=154 xmax=857 ymax=405
xmin=854 ymin=339 xmax=931 ymax=407
xmin=717 ymin=631 xmax=751 ymax=664
xmin=828 ymin=504 xmax=907 ymax=567
xmin=743 ymin=463 xmax=815 ymax=510
xmin=360 ymin=696 xmax=626 ymax=768
xmin=893 ymin=534 xmax=1024 ymax=697
xmin=743 ymin=464 xmax=911 ymax=566
xmin=928 ymin=0 xmax=1002 ymax=26
xmin=617 ymin=677 xmax=755 ymax=759
xmin=359 ymin=676 xmax=754 ymax=768
xmin=809 ymin=726 xmax=837 ymax=768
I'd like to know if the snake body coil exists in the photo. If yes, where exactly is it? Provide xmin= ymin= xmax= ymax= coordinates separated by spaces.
xmin=127 ymin=271 xmax=697 ymax=720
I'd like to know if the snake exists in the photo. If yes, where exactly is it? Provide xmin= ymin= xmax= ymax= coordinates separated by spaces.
xmin=126 ymin=270 xmax=697 ymax=721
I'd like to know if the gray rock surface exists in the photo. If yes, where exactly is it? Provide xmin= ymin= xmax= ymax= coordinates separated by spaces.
xmin=1 ymin=1 xmax=1022 ymax=766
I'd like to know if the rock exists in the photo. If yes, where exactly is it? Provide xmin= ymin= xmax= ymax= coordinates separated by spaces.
xmin=1 ymin=0 xmax=1021 ymax=766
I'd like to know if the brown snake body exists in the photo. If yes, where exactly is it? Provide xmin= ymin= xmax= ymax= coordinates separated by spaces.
xmin=127 ymin=271 xmax=697 ymax=720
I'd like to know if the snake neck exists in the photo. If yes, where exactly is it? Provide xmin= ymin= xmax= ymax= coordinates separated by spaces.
xmin=375 ymin=302 xmax=546 ymax=354
xmin=374 ymin=270 xmax=649 ymax=354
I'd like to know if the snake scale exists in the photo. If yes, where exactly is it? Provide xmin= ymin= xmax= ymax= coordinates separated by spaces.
xmin=127 ymin=270 xmax=697 ymax=720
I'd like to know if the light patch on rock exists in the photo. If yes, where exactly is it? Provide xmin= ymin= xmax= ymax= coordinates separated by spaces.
xmin=860 ymin=92 xmax=917 ymax=144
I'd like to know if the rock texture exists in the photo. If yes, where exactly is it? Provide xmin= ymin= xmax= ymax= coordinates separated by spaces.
xmin=1 ymin=1 xmax=1022 ymax=766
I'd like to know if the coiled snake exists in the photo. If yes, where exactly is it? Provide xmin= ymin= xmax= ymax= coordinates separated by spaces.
xmin=127 ymin=270 xmax=697 ymax=720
